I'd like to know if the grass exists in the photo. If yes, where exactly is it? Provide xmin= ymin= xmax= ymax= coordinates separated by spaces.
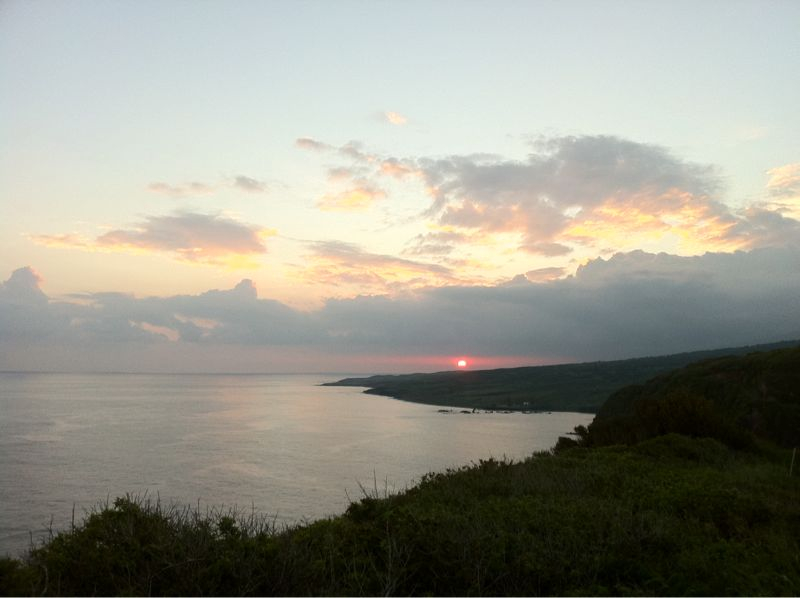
xmin=1 ymin=436 xmax=798 ymax=596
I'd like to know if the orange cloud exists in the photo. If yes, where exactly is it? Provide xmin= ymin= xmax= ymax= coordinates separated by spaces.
xmin=562 ymin=191 xmax=744 ymax=254
xmin=410 ymin=136 xmax=754 ymax=258
xmin=763 ymin=163 xmax=800 ymax=219
xmin=317 ymin=185 xmax=386 ymax=212
xmin=379 ymin=158 xmax=422 ymax=179
xmin=30 ymin=213 xmax=274 ymax=268
xmin=295 ymin=135 xmax=800 ymax=273
xmin=384 ymin=111 xmax=407 ymax=125
xmin=29 ymin=233 xmax=93 ymax=249
xmin=766 ymin=163 xmax=800 ymax=195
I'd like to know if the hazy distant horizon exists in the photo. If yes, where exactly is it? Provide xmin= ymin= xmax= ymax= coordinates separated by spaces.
xmin=2 ymin=335 xmax=798 ymax=377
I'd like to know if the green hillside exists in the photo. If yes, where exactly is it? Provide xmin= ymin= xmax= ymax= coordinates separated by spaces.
xmin=585 ymin=346 xmax=800 ymax=448
xmin=325 ymin=340 xmax=800 ymax=412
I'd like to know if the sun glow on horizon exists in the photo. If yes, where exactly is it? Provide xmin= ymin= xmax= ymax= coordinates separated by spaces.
xmin=457 ymin=359 xmax=468 ymax=368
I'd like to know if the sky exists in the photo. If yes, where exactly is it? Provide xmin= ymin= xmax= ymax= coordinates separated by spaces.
xmin=1 ymin=0 xmax=799 ymax=373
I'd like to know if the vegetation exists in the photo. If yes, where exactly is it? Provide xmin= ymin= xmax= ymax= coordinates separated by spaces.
xmin=1 ymin=441 xmax=797 ymax=596
xmin=588 ymin=346 xmax=800 ymax=448
xmin=2 ymin=345 xmax=799 ymax=596
xmin=324 ymin=339 xmax=800 ymax=412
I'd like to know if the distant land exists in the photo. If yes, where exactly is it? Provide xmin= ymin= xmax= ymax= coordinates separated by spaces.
xmin=324 ymin=339 xmax=800 ymax=413
xmin=587 ymin=344 xmax=800 ymax=448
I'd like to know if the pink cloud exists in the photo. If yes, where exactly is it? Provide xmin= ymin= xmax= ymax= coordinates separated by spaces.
xmin=296 ymin=137 xmax=333 ymax=151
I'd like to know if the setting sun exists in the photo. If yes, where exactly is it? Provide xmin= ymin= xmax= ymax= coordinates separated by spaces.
xmin=457 ymin=359 xmax=468 ymax=368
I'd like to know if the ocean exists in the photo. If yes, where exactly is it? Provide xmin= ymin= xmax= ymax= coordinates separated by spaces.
xmin=0 ymin=372 xmax=592 ymax=557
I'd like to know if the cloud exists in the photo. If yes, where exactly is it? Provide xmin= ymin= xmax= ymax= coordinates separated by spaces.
xmin=417 ymin=135 xmax=739 ymax=255
xmin=148 ymin=176 xmax=269 ymax=197
xmin=402 ymin=231 xmax=470 ymax=257
xmin=767 ymin=163 xmax=800 ymax=196
xmin=28 ymin=233 xmax=93 ymax=250
xmin=0 ymin=267 xmax=74 ymax=343
xmin=147 ymin=181 xmax=215 ymax=197
xmin=313 ymin=246 xmax=800 ymax=360
xmin=524 ymin=266 xmax=567 ymax=282
xmin=519 ymin=241 xmax=572 ymax=256
xmin=383 ymin=111 xmax=407 ymax=125
xmin=2 ymin=247 xmax=799 ymax=371
xmin=296 ymin=137 xmax=333 ymax=152
xmin=295 ymin=137 xmax=381 ymax=164
xmin=232 ymin=175 xmax=267 ymax=193
xmin=327 ymin=167 xmax=359 ymax=182
xmin=0 ymin=267 xmax=48 ymax=306
xmin=720 ymin=163 xmax=800 ymax=244
xmin=317 ymin=184 xmax=386 ymax=211
xmin=291 ymin=241 xmax=487 ymax=297
xmin=0 ymin=270 xmax=316 ymax=354
xmin=314 ymin=165 xmax=387 ymax=211
xmin=31 ymin=212 xmax=274 ymax=267
xmin=299 ymin=135 xmax=800 ymax=262
xmin=96 ymin=213 xmax=271 ymax=265
xmin=729 ymin=207 xmax=800 ymax=248
xmin=296 ymin=141 xmax=406 ymax=212
xmin=763 ymin=163 xmax=800 ymax=219
xmin=339 ymin=141 xmax=374 ymax=162
xmin=379 ymin=158 xmax=422 ymax=179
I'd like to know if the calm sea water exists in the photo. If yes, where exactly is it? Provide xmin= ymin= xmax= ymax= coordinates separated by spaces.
xmin=0 ymin=372 xmax=592 ymax=557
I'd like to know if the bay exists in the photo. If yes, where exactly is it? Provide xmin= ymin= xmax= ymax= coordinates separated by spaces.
xmin=0 ymin=372 xmax=592 ymax=557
